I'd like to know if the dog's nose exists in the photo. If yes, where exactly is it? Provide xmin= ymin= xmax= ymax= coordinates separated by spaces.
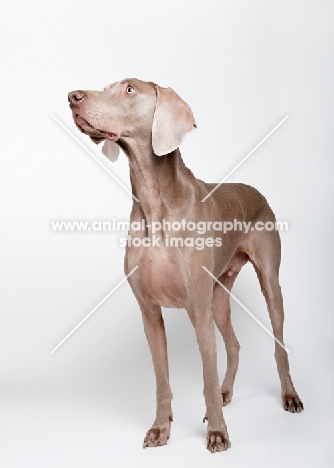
xmin=68 ymin=90 xmax=86 ymax=105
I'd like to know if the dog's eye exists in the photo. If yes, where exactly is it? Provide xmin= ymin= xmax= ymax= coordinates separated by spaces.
xmin=126 ymin=86 xmax=136 ymax=94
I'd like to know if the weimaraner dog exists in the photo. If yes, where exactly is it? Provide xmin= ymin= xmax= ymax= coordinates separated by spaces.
xmin=68 ymin=78 xmax=303 ymax=453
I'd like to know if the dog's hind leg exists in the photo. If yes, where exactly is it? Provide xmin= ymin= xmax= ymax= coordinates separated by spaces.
xmin=212 ymin=252 xmax=248 ymax=405
xmin=247 ymin=225 xmax=304 ymax=413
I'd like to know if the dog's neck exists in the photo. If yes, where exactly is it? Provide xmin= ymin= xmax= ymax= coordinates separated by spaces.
xmin=119 ymin=139 xmax=197 ymax=225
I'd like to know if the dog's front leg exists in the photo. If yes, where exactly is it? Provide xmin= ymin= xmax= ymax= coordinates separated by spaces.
xmin=139 ymin=302 xmax=173 ymax=448
xmin=187 ymin=303 xmax=231 ymax=453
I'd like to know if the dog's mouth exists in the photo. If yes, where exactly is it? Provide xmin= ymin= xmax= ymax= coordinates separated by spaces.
xmin=74 ymin=115 xmax=118 ymax=142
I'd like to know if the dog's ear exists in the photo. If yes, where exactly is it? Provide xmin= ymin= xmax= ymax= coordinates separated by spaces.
xmin=89 ymin=136 xmax=120 ymax=162
xmin=152 ymin=86 xmax=197 ymax=156
xmin=101 ymin=140 xmax=120 ymax=162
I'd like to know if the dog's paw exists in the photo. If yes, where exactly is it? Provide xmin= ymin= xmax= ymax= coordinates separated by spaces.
xmin=282 ymin=393 xmax=304 ymax=413
xmin=207 ymin=429 xmax=231 ymax=453
xmin=143 ymin=424 xmax=170 ymax=448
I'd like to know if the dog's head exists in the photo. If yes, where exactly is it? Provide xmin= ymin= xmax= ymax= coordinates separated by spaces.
xmin=68 ymin=78 xmax=196 ymax=161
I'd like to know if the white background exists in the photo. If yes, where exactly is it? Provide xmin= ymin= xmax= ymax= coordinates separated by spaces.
xmin=1 ymin=0 xmax=333 ymax=466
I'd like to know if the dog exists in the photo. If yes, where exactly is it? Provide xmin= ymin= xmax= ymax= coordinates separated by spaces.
xmin=68 ymin=78 xmax=303 ymax=453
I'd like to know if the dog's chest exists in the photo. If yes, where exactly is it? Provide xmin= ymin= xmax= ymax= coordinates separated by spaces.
xmin=128 ymin=245 xmax=190 ymax=308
